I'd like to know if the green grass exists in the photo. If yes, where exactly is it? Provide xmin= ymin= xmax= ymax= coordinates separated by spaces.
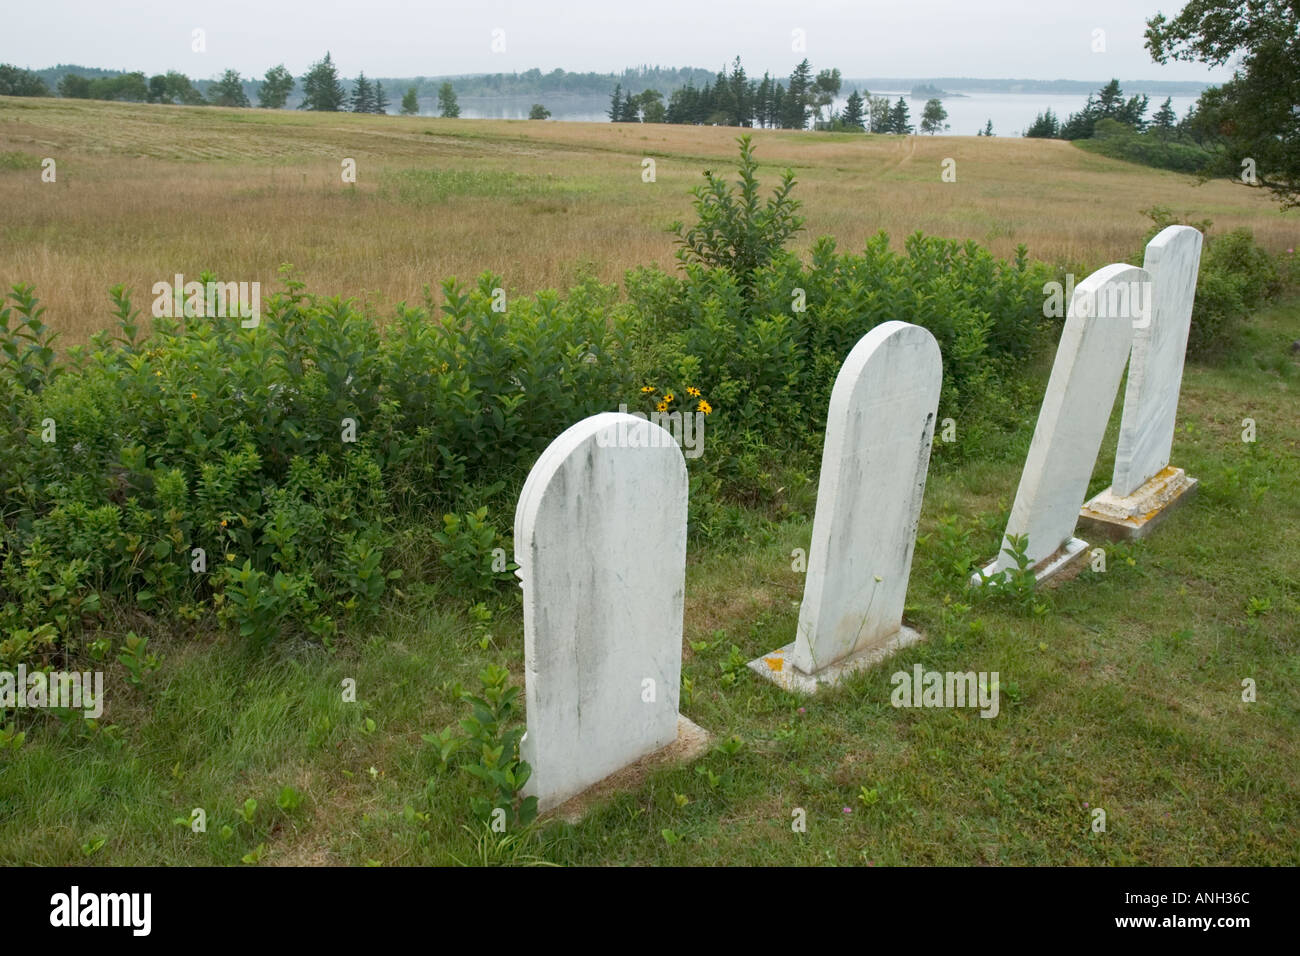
xmin=2 ymin=300 xmax=1297 ymax=866
xmin=379 ymin=167 xmax=598 ymax=206
xmin=0 ymin=150 xmax=40 ymax=171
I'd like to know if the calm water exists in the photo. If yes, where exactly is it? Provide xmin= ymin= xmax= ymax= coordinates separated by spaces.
xmin=448 ymin=91 xmax=1199 ymax=136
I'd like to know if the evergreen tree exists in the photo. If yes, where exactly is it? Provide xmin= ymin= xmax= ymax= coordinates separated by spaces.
xmin=728 ymin=57 xmax=750 ymax=127
xmin=888 ymin=97 xmax=911 ymax=134
xmin=209 ymin=70 xmax=250 ymax=107
xmin=771 ymin=83 xmax=786 ymax=129
xmin=1024 ymin=108 xmax=1060 ymax=138
xmin=755 ymin=72 xmax=773 ymax=128
xmin=438 ymin=81 xmax=460 ymax=118
xmin=1059 ymin=95 xmax=1098 ymax=139
xmin=373 ymin=81 xmax=389 ymax=114
xmin=1118 ymin=93 xmax=1150 ymax=130
xmin=608 ymin=84 xmax=623 ymax=121
xmin=258 ymin=64 xmax=294 ymax=109
xmin=1151 ymin=96 xmax=1177 ymax=138
xmin=351 ymin=73 xmax=375 ymax=113
xmin=841 ymin=89 xmax=866 ymax=130
xmin=782 ymin=59 xmax=813 ymax=129
xmin=1096 ymin=79 xmax=1123 ymax=116
xmin=982 ymin=118 xmax=994 ymax=136
xmin=400 ymin=86 xmax=419 ymax=115
xmin=300 ymin=53 xmax=346 ymax=111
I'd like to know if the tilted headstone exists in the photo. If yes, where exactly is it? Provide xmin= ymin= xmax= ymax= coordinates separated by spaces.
xmin=974 ymin=263 xmax=1148 ymax=585
xmin=750 ymin=321 xmax=942 ymax=692
xmin=515 ymin=411 xmax=689 ymax=812
xmin=1080 ymin=226 xmax=1203 ymax=538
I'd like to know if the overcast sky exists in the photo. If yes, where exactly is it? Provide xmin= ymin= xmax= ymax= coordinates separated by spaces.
xmin=5 ymin=0 xmax=1232 ymax=82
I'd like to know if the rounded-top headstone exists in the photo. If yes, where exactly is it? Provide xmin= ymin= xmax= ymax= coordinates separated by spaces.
xmin=515 ymin=412 xmax=688 ymax=811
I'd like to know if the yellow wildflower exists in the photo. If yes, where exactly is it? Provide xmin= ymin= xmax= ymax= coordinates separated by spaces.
xmin=656 ymin=400 xmax=669 ymax=413
xmin=663 ymin=393 xmax=674 ymax=404
xmin=686 ymin=386 xmax=700 ymax=397
xmin=640 ymin=386 xmax=656 ymax=393
xmin=697 ymin=399 xmax=713 ymax=415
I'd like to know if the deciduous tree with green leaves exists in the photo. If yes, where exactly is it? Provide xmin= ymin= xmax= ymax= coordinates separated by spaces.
xmin=438 ymin=81 xmax=459 ymax=118
xmin=920 ymin=97 xmax=948 ymax=134
xmin=257 ymin=64 xmax=294 ymax=109
xmin=1146 ymin=0 xmax=1300 ymax=206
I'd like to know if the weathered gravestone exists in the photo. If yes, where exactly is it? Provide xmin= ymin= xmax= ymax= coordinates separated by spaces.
xmin=750 ymin=321 xmax=942 ymax=692
xmin=973 ymin=263 xmax=1149 ymax=587
xmin=1079 ymin=225 xmax=1203 ymax=539
xmin=515 ymin=411 xmax=705 ymax=813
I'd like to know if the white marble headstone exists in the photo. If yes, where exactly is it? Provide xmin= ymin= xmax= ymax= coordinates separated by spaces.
xmin=1111 ymin=225 xmax=1203 ymax=497
xmin=790 ymin=321 xmax=942 ymax=675
xmin=515 ymin=412 xmax=688 ymax=811
xmin=983 ymin=263 xmax=1148 ymax=576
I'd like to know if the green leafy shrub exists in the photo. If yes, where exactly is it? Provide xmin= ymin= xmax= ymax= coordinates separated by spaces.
xmin=669 ymin=134 xmax=805 ymax=290
xmin=1139 ymin=207 xmax=1282 ymax=358
xmin=433 ymin=663 xmax=538 ymax=830
xmin=1076 ymin=121 xmax=1212 ymax=174
xmin=433 ymin=507 xmax=514 ymax=595
xmin=0 ymin=269 xmax=630 ymax=661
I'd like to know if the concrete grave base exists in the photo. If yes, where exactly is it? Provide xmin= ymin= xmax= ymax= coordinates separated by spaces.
xmin=747 ymin=626 xmax=924 ymax=694
xmin=971 ymin=535 xmax=1090 ymax=590
xmin=1078 ymin=466 xmax=1198 ymax=541
xmin=541 ymin=716 xmax=712 ymax=822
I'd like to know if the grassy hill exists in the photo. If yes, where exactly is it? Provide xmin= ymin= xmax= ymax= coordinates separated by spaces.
xmin=1 ymin=95 xmax=1291 ymax=343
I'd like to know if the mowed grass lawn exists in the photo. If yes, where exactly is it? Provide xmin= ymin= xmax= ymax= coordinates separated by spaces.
xmin=0 ymin=97 xmax=1296 ymax=865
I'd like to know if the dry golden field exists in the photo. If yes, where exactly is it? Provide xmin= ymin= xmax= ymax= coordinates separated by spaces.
xmin=0 ymin=95 xmax=1294 ymax=343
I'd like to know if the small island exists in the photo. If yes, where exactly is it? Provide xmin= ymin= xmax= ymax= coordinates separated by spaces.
xmin=910 ymin=83 xmax=966 ymax=99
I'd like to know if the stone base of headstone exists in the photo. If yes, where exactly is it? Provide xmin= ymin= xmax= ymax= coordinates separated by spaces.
xmin=970 ymin=535 xmax=1090 ymax=590
xmin=541 ymin=716 xmax=712 ymax=822
xmin=1078 ymin=466 xmax=1198 ymax=541
xmin=747 ymin=626 xmax=924 ymax=694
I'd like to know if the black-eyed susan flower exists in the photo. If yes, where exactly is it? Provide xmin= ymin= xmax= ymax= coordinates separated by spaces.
xmin=697 ymin=399 xmax=713 ymax=415
xmin=686 ymin=386 xmax=701 ymax=397
xmin=656 ymin=400 xmax=669 ymax=413
xmin=640 ymin=385 xmax=656 ymax=393
xmin=663 ymin=392 xmax=674 ymax=404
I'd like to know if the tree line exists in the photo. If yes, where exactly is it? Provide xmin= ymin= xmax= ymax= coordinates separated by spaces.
xmin=606 ymin=56 xmax=955 ymax=133
xmin=0 ymin=55 xmax=428 ymax=115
